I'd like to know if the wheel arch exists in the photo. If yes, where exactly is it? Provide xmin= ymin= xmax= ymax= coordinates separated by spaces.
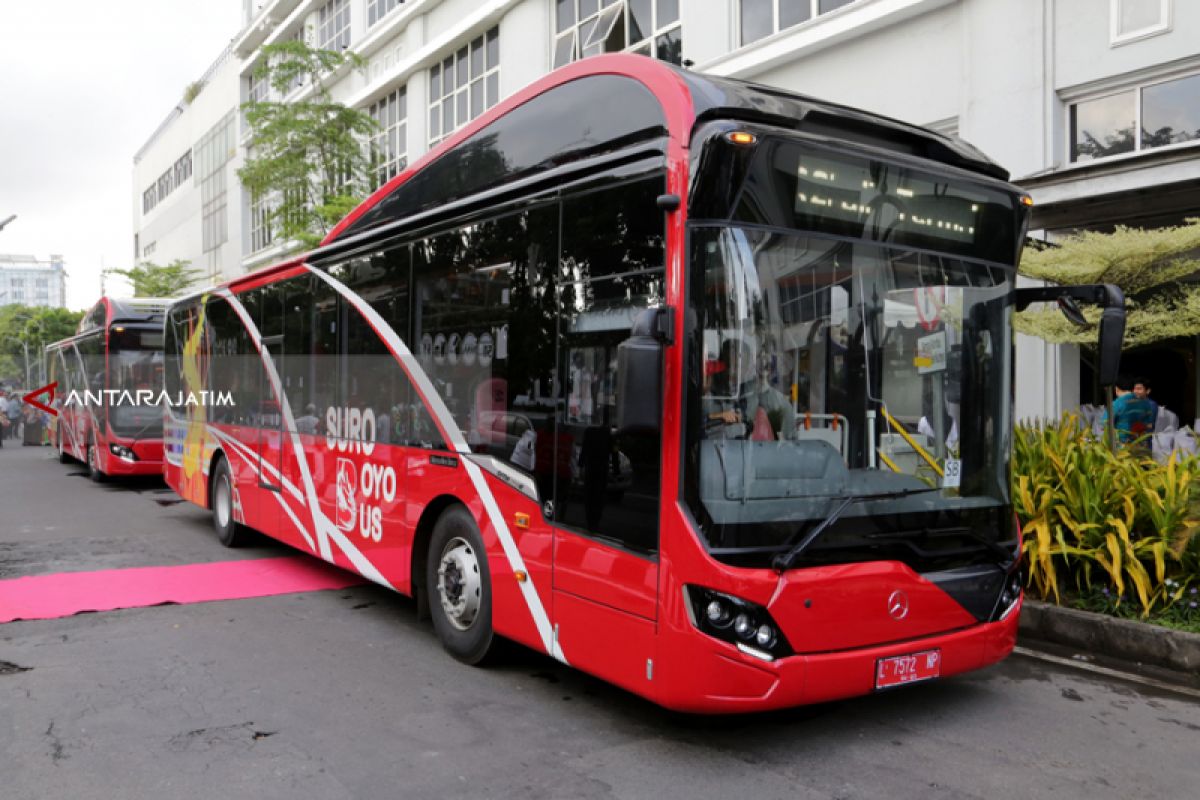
xmin=410 ymin=494 xmax=469 ymax=621
xmin=204 ymin=446 xmax=229 ymax=511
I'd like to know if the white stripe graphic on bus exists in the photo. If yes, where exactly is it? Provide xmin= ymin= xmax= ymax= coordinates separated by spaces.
xmin=215 ymin=288 xmax=394 ymax=590
xmin=307 ymin=265 xmax=567 ymax=664
xmin=207 ymin=425 xmax=317 ymax=552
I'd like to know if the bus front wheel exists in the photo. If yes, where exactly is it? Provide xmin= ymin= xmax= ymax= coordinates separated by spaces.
xmin=87 ymin=442 xmax=105 ymax=482
xmin=211 ymin=457 xmax=248 ymax=548
xmin=427 ymin=506 xmax=495 ymax=665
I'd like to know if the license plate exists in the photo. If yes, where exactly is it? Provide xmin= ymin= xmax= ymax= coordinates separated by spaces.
xmin=875 ymin=649 xmax=941 ymax=690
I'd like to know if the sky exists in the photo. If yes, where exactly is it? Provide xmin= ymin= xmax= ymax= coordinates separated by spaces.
xmin=0 ymin=1 xmax=244 ymax=310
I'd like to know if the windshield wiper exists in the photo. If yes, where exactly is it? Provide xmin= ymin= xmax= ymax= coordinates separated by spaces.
xmin=771 ymin=488 xmax=941 ymax=573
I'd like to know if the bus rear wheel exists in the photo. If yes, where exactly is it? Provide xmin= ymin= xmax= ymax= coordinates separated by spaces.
xmin=211 ymin=457 xmax=248 ymax=548
xmin=427 ymin=506 xmax=495 ymax=665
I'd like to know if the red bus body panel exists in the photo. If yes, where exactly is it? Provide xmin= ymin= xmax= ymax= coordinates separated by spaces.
xmin=164 ymin=55 xmax=1020 ymax=713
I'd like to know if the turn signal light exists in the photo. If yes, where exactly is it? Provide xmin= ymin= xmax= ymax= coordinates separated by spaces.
xmin=726 ymin=131 xmax=757 ymax=145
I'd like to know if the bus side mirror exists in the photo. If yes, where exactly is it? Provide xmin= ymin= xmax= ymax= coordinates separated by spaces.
xmin=1097 ymin=297 xmax=1126 ymax=388
xmin=616 ymin=307 xmax=672 ymax=435
xmin=1014 ymin=283 xmax=1125 ymax=387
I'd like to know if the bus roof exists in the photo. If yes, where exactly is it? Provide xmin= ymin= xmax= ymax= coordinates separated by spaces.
xmin=322 ymin=55 xmax=1007 ymax=248
xmin=198 ymin=54 xmax=1009 ymax=302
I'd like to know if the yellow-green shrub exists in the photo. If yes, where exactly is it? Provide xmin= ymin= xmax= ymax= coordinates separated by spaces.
xmin=1013 ymin=416 xmax=1200 ymax=613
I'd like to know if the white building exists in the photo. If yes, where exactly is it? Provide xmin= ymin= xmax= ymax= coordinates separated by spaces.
xmin=0 ymin=254 xmax=67 ymax=309
xmin=132 ymin=42 xmax=243 ymax=285
xmin=133 ymin=0 xmax=1200 ymax=421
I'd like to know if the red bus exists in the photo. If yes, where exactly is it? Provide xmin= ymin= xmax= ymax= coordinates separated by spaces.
xmin=47 ymin=297 xmax=168 ymax=480
xmin=164 ymin=55 xmax=1122 ymax=712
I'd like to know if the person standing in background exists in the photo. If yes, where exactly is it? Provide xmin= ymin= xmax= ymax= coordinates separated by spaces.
xmin=1102 ymin=375 xmax=1157 ymax=443
xmin=1133 ymin=376 xmax=1159 ymax=422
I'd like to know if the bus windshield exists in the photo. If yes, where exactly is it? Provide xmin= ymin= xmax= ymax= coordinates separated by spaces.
xmin=109 ymin=325 xmax=164 ymax=437
xmin=685 ymin=144 xmax=1019 ymax=562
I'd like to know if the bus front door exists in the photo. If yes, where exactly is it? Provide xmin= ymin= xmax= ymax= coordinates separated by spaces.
xmin=257 ymin=336 xmax=285 ymax=520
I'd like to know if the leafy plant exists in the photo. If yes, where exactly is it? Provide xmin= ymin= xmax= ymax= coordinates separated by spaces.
xmin=1013 ymin=416 xmax=1200 ymax=614
xmin=1015 ymin=217 xmax=1200 ymax=348
xmin=105 ymin=259 xmax=202 ymax=298
xmin=238 ymin=39 xmax=377 ymax=251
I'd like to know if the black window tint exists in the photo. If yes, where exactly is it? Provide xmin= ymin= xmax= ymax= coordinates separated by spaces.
xmin=558 ymin=177 xmax=666 ymax=283
xmin=411 ymin=205 xmax=557 ymax=464
xmin=76 ymin=333 xmax=104 ymax=405
xmin=279 ymin=275 xmax=318 ymax=434
xmin=342 ymin=261 xmax=411 ymax=448
xmin=164 ymin=308 xmax=180 ymax=402
xmin=257 ymin=282 xmax=284 ymax=340
xmin=338 ymin=75 xmax=667 ymax=239
xmin=206 ymin=296 xmax=255 ymax=425
xmin=311 ymin=276 xmax=342 ymax=427
xmin=553 ymin=178 xmax=665 ymax=554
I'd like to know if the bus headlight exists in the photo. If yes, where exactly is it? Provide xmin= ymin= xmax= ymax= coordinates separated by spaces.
xmin=995 ymin=571 xmax=1023 ymax=621
xmin=685 ymin=586 xmax=793 ymax=661
xmin=109 ymin=444 xmax=138 ymax=461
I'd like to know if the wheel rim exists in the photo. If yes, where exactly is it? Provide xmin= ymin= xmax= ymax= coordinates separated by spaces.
xmin=437 ymin=536 xmax=482 ymax=631
xmin=215 ymin=474 xmax=232 ymax=528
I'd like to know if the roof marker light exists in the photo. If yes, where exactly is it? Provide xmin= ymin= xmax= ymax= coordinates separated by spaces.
xmin=1021 ymin=195 xmax=1035 ymax=207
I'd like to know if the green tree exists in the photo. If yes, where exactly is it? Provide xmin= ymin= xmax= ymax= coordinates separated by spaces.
xmin=238 ymin=40 xmax=377 ymax=251
xmin=106 ymin=259 xmax=203 ymax=298
xmin=1016 ymin=218 xmax=1200 ymax=348
xmin=0 ymin=304 xmax=85 ymax=387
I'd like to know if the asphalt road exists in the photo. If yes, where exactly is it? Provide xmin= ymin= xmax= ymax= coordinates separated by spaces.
xmin=1 ymin=442 xmax=1197 ymax=800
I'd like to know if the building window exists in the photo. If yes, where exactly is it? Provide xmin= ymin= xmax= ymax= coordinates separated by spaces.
xmin=1069 ymin=71 xmax=1200 ymax=162
xmin=143 ymin=242 xmax=157 ymax=258
xmin=367 ymin=0 xmax=404 ymax=28
xmin=554 ymin=0 xmax=682 ymax=67
xmin=368 ymin=87 xmax=408 ymax=189
xmin=739 ymin=0 xmax=859 ymax=46
xmin=1111 ymin=0 xmax=1171 ymax=45
xmin=198 ymin=111 xmax=236 ymax=253
xmin=428 ymin=27 xmax=499 ymax=146
xmin=317 ymin=0 xmax=351 ymax=51
xmin=250 ymin=192 xmax=274 ymax=253
xmin=248 ymin=69 xmax=270 ymax=104
xmin=142 ymin=149 xmax=193 ymax=214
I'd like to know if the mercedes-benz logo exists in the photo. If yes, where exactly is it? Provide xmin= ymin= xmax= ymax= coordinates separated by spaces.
xmin=887 ymin=590 xmax=909 ymax=620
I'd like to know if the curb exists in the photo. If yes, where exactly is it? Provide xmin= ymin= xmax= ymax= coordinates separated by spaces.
xmin=1019 ymin=599 xmax=1200 ymax=674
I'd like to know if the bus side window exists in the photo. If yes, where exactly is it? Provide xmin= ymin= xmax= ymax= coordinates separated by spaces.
xmin=553 ymin=177 xmax=666 ymax=554
xmin=410 ymin=206 xmax=558 ymax=464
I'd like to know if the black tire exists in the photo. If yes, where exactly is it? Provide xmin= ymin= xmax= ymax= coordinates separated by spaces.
xmin=57 ymin=431 xmax=70 ymax=464
xmin=87 ymin=441 xmax=105 ymax=482
xmin=210 ymin=457 xmax=248 ymax=547
xmin=427 ymin=506 xmax=495 ymax=665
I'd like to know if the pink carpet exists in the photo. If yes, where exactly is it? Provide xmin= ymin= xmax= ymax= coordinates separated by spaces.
xmin=0 ymin=556 xmax=367 ymax=623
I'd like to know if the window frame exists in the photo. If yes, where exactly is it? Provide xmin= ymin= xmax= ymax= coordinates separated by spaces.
xmin=1110 ymin=0 xmax=1172 ymax=47
xmin=367 ymin=86 xmax=409 ymax=190
xmin=366 ymin=0 xmax=404 ymax=29
xmin=737 ymin=0 xmax=861 ymax=48
xmin=428 ymin=27 xmax=500 ymax=148
xmin=552 ymin=0 xmax=683 ymax=69
xmin=316 ymin=0 xmax=351 ymax=51
xmin=1066 ymin=69 xmax=1200 ymax=165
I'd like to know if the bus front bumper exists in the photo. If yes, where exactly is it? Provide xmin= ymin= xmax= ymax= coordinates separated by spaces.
xmin=656 ymin=596 xmax=1021 ymax=713
xmin=103 ymin=440 xmax=165 ymax=476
